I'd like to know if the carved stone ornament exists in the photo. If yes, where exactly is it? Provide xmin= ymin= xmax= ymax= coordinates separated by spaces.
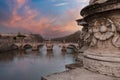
xmin=83 ymin=27 xmax=93 ymax=47
xmin=94 ymin=32 xmax=114 ymax=40
xmin=90 ymin=36 xmax=97 ymax=47
xmin=84 ymin=33 xmax=91 ymax=41
xmin=116 ymin=22 xmax=120 ymax=33
xmin=93 ymin=18 xmax=116 ymax=41
xmin=112 ymin=33 xmax=120 ymax=48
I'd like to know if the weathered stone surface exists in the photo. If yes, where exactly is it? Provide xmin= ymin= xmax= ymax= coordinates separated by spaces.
xmin=77 ymin=0 xmax=120 ymax=78
xmin=84 ymin=50 xmax=120 ymax=77
xmin=42 ymin=68 xmax=120 ymax=80
xmin=81 ymin=0 xmax=120 ymax=17
xmin=83 ymin=10 xmax=120 ymax=77
xmin=112 ymin=34 xmax=120 ymax=48
xmin=65 ymin=63 xmax=83 ymax=70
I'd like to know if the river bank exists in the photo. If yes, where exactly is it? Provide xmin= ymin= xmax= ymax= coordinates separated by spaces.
xmin=41 ymin=67 xmax=120 ymax=80
xmin=41 ymin=52 xmax=120 ymax=80
xmin=0 ymin=43 xmax=18 ymax=53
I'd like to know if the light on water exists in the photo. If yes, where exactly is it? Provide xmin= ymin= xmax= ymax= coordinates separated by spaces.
xmin=0 ymin=44 xmax=77 ymax=80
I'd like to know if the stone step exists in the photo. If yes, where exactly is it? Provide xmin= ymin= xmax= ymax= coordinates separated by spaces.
xmin=65 ymin=63 xmax=83 ymax=70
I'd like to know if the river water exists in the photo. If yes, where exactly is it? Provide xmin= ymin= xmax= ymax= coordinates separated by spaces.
xmin=0 ymin=44 xmax=77 ymax=80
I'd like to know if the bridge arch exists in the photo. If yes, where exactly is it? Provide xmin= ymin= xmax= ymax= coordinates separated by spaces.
xmin=10 ymin=44 xmax=19 ymax=49
xmin=68 ymin=44 xmax=78 ymax=48
xmin=67 ymin=44 xmax=79 ymax=52
xmin=23 ymin=44 xmax=32 ymax=49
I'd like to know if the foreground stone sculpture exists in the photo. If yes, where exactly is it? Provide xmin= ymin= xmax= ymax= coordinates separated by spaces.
xmin=77 ymin=0 xmax=120 ymax=77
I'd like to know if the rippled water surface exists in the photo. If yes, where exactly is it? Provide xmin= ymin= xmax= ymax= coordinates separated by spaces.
xmin=0 ymin=44 xmax=77 ymax=80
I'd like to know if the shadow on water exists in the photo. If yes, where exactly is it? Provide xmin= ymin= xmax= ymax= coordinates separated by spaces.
xmin=0 ymin=44 xmax=77 ymax=80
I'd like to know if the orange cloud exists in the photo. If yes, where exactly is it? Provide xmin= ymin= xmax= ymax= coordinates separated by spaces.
xmin=8 ymin=0 xmax=28 ymax=25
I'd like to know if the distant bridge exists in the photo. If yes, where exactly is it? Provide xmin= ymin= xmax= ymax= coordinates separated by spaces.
xmin=12 ymin=41 xmax=79 ymax=52
xmin=59 ymin=43 xmax=79 ymax=52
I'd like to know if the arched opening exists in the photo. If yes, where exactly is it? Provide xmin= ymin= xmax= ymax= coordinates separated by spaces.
xmin=67 ymin=45 xmax=78 ymax=53
xmin=10 ymin=44 xmax=19 ymax=50
xmin=23 ymin=44 xmax=32 ymax=49
xmin=68 ymin=45 xmax=76 ymax=49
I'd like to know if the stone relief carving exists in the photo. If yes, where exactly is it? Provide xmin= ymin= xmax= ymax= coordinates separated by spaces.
xmin=79 ymin=18 xmax=120 ymax=48
xmin=112 ymin=33 xmax=120 ymax=48
xmin=93 ymin=18 xmax=115 ymax=40
xmin=89 ymin=18 xmax=120 ymax=48
xmin=116 ymin=22 xmax=120 ymax=33
xmin=79 ymin=26 xmax=93 ymax=48
xmin=81 ymin=0 xmax=120 ymax=78
xmin=90 ymin=36 xmax=97 ymax=47
xmin=83 ymin=27 xmax=93 ymax=47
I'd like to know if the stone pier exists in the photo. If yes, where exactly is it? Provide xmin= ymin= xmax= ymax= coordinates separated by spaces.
xmin=42 ymin=0 xmax=120 ymax=80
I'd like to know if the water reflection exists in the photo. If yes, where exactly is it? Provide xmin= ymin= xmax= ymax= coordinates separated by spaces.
xmin=0 ymin=44 xmax=77 ymax=80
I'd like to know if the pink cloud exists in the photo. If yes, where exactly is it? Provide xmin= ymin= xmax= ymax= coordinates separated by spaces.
xmin=2 ymin=0 xmax=83 ymax=38
xmin=16 ymin=0 xmax=28 ymax=8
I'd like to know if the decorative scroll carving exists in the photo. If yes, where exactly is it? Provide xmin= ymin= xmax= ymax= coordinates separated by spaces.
xmin=116 ymin=22 xmax=120 ymax=33
xmin=79 ymin=18 xmax=120 ymax=48
xmin=93 ymin=18 xmax=116 ymax=40
xmin=90 ymin=36 xmax=97 ymax=47
xmin=78 ymin=23 xmax=91 ymax=48
xmin=112 ymin=34 xmax=120 ymax=48
xmin=94 ymin=32 xmax=114 ymax=40
xmin=84 ymin=32 xmax=91 ymax=42
xmin=89 ymin=18 xmax=119 ymax=47
xmin=83 ymin=27 xmax=93 ymax=47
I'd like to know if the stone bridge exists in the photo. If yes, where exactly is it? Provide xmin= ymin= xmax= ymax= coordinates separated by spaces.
xmin=13 ymin=42 xmax=45 ymax=50
xmin=12 ymin=42 xmax=79 ymax=51
xmin=59 ymin=43 xmax=79 ymax=52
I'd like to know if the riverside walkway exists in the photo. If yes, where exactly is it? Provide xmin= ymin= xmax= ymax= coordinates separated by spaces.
xmin=42 ymin=68 xmax=120 ymax=80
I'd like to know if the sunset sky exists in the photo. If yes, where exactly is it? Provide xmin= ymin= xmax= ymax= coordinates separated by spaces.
xmin=0 ymin=0 xmax=89 ymax=38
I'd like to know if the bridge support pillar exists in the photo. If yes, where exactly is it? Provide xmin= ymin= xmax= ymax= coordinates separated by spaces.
xmin=32 ymin=44 xmax=39 ymax=51
xmin=61 ymin=45 xmax=67 ymax=52
xmin=46 ymin=41 xmax=53 ymax=51
xmin=18 ymin=45 xmax=24 ymax=50
xmin=32 ymin=47 xmax=39 ymax=51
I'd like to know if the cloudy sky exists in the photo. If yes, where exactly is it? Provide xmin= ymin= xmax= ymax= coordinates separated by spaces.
xmin=0 ymin=0 xmax=89 ymax=38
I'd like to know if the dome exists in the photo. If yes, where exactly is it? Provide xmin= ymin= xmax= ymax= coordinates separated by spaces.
xmin=89 ymin=0 xmax=108 ymax=5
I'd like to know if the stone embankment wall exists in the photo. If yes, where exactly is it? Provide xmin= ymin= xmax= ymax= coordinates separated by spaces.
xmin=0 ymin=42 xmax=18 ymax=52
